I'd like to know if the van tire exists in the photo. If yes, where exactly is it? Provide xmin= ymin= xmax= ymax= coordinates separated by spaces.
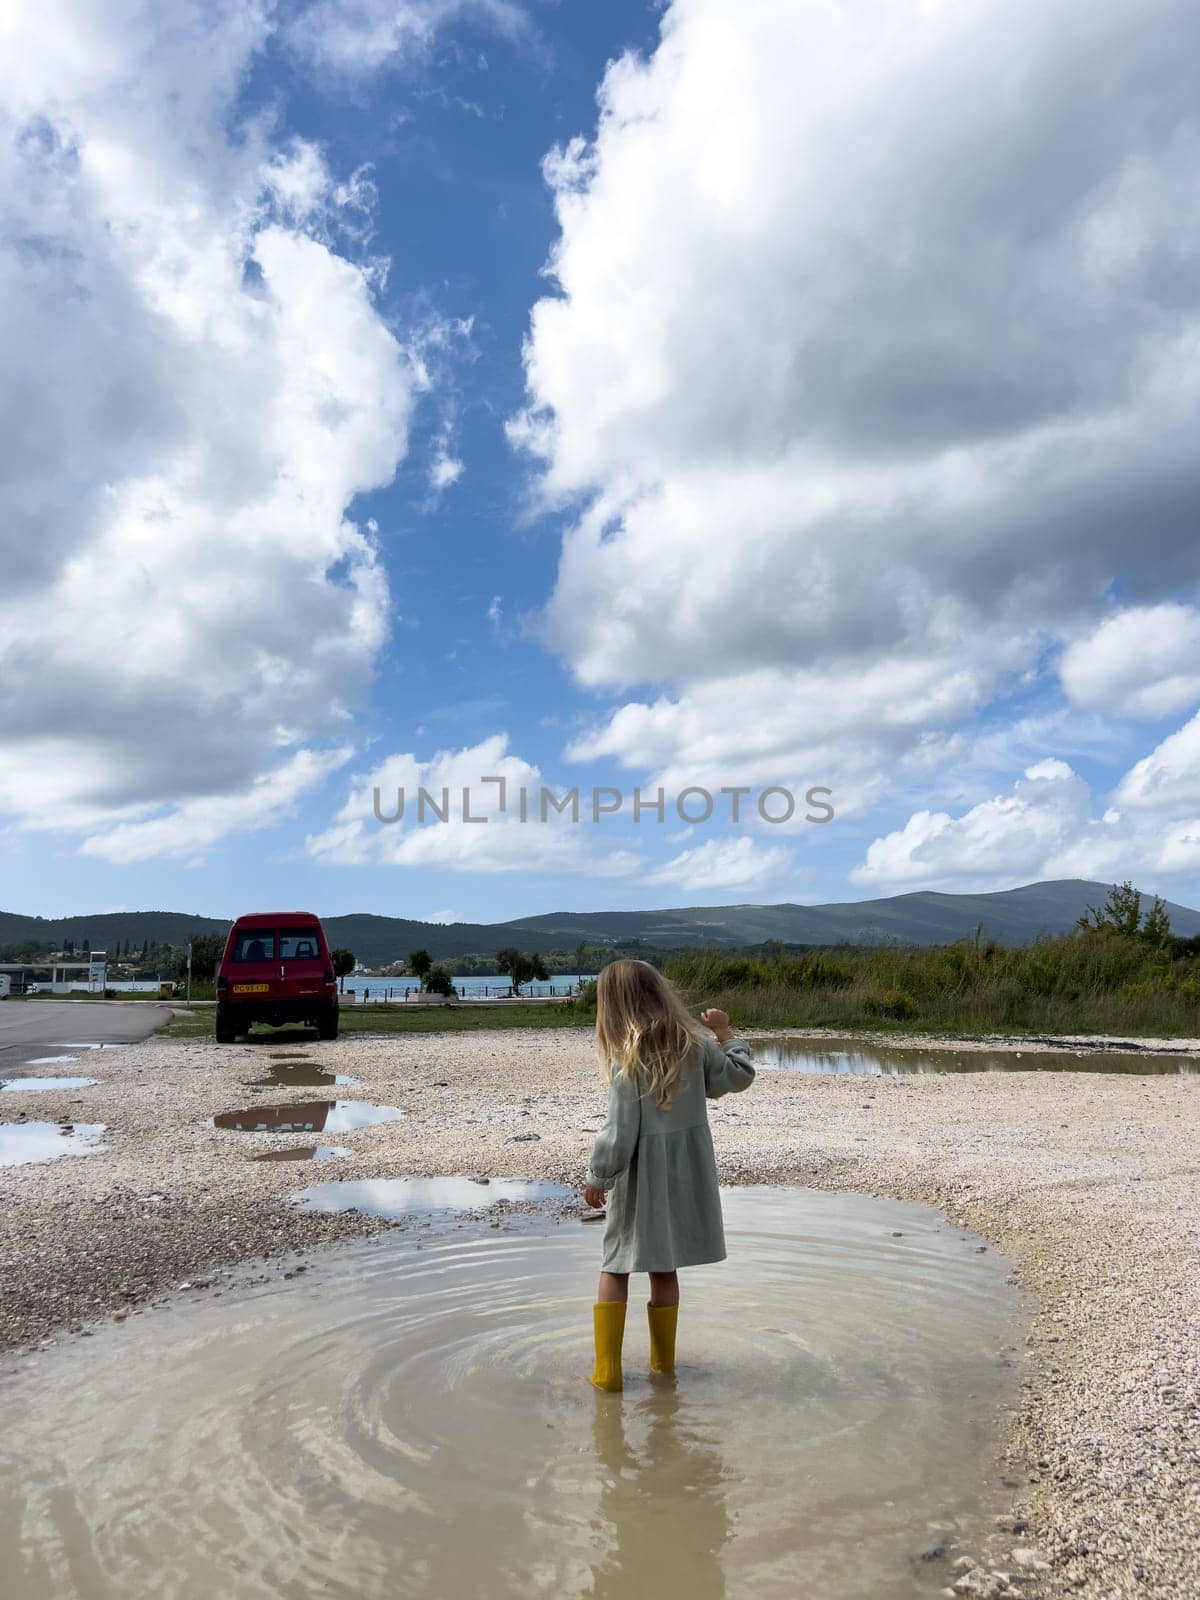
xmin=215 ymin=1008 xmax=237 ymax=1044
xmin=317 ymin=1004 xmax=339 ymax=1041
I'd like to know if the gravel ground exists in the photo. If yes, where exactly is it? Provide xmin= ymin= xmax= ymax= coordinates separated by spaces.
xmin=1 ymin=1025 xmax=1197 ymax=1600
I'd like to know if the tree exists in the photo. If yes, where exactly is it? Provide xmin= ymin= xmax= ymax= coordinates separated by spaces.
xmin=424 ymin=966 xmax=456 ymax=996
xmin=330 ymin=948 xmax=356 ymax=993
xmin=407 ymin=948 xmax=433 ymax=988
xmin=175 ymin=933 xmax=225 ymax=983
xmin=496 ymin=947 xmax=550 ymax=995
xmin=573 ymin=941 xmax=589 ymax=977
xmin=1078 ymin=881 xmax=1171 ymax=945
xmin=1142 ymin=897 xmax=1172 ymax=949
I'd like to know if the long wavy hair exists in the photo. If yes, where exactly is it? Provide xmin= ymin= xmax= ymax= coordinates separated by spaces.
xmin=595 ymin=959 xmax=704 ymax=1110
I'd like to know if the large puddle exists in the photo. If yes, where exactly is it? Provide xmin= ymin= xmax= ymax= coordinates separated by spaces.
xmin=0 ymin=1121 xmax=106 ymax=1167
xmin=750 ymin=1034 xmax=1197 ymax=1075
xmin=293 ymin=1175 xmax=573 ymax=1216
xmin=0 ymin=1188 xmax=1022 ymax=1599
xmin=211 ymin=1101 xmax=405 ymax=1134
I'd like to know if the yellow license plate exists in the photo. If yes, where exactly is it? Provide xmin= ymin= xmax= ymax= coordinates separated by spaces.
xmin=232 ymin=982 xmax=270 ymax=994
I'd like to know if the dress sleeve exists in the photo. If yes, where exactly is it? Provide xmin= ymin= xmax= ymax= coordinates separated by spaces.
xmin=702 ymin=1035 xmax=756 ymax=1099
xmin=585 ymin=1070 xmax=643 ymax=1191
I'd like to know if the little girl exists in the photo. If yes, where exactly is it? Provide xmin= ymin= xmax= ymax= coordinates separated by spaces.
xmin=583 ymin=959 xmax=756 ymax=1391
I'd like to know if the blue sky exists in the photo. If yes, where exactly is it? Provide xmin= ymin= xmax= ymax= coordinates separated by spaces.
xmin=2 ymin=0 xmax=1199 ymax=924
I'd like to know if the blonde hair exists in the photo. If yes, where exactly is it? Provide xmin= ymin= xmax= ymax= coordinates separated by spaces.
xmin=595 ymin=959 xmax=704 ymax=1110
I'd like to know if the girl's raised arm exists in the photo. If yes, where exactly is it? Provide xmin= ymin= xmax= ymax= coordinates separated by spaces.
xmin=585 ymin=1070 xmax=643 ymax=1191
xmin=701 ymin=1033 xmax=756 ymax=1098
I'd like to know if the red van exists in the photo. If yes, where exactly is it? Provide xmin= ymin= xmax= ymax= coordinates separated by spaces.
xmin=215 ymin=912 xmax=339 ymax=1043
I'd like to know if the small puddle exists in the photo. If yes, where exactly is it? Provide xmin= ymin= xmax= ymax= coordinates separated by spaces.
xmin=1 ymin=1078 xmax=99 ymax=1093
xmin=0 ymin=1188 xmax=1023 ymax=1599
xmin=210 ymin=1101 xmax=405 ymax=1134
xmin=252 ymin=1145 xmax=352 ymax=1164
xmin=293 ymin=1175 xmax=572 ymax=1217
xmin=244 ymin=1064 xmax=360 ymax=1088
xmin=23 ymin=1054 xmax=78 ymax=1067
xmin=749 ymin=1034 xmax=1198 ymax=1075
xmin=0 ymin=1122 xmax=106 ymax=1167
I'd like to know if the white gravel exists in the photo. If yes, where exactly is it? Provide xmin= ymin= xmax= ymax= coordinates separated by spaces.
xmin=1 ymin=1024 xmax=1197 ymax=1600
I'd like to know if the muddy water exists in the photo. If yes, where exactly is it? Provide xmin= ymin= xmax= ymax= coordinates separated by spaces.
xmin=0 ymin=1188 xmax=1022 ymax=1600
xmin=242 ymin=1063 xmax=360 ymax=1088
xmin=750 ymin=1035 xmax=1197 ymax=1074
xmin=210 ymin=1100 xmax=405 ymax=1134
xmin=251 ymin=1144 xmax=353 ymax=1163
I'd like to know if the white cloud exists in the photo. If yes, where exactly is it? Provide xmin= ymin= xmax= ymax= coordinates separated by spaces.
xmin=424 ymin=908 xmax=462 ymax=924
xmin=1113 ymin=712 xmax=1200 ymax=814
xmin=0 ymin=2 xmax=425 ymax=848
xmin=854 ymin=721 xmax=1200 ymax=889
xmin=515 ymin=0 xmax=1200 ymax=798
xmin=80 ymin=748 xmax=351 ymax=865
xmin=286 ymin=0 xmax=528 ymax=78
xmin=853 ymin=761 xmax=1093 ymax=889
xmin=1060 ymin=605 xmax=1200 ymax=719
xmin=647 ymin=836 xmax=793 ymax=893
xmin=430 ymin=449 xmax=464 ymax=490
xmin=306 ymin=734 xmax=646 ymax=877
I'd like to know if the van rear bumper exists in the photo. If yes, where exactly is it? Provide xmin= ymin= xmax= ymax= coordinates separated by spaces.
xmin=219 ymin=997 xmax=336 ymax=1028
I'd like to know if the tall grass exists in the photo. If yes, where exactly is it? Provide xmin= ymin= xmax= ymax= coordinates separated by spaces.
xmin=664 ymin=931 xmax=1200 ymax=1036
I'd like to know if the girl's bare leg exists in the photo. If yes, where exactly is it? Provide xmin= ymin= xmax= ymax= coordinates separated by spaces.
xmin=598 ymin=1271 xmax=629 ymax=1303
xmin=648 ymin=1270 xmax=679 ymax=1308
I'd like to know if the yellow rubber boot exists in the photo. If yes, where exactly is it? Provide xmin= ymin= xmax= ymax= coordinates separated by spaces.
xmin=591 ymin=1301 xmax=626 ymax=1392
xmin=647 ymin=1302 xmax=678 ymax=1374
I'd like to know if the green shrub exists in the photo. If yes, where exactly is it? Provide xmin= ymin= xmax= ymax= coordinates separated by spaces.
xmin=864 ymin=988 xmax=920 ymax=1021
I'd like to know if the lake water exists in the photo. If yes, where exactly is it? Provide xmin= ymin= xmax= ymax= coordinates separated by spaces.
xmin=750 ymin=1035 xmax=1198 ymax=1075
xmin=0 ymin=1187 xmax=1022 ymax=1599
xmin=347 ymin=973 xmax=586 ymax=1000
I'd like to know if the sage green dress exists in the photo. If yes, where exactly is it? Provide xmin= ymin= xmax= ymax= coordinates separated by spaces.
xmin=585 ymin=1035 xmax=756 ymax=1273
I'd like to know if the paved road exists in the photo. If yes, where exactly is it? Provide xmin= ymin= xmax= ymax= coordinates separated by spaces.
xmin=0 ymin=1001 xmax=170 ymax=1078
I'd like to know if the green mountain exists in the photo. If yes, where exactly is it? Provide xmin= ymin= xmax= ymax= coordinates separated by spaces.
xmin=2 ymin=880 xmax=1198 ymax=968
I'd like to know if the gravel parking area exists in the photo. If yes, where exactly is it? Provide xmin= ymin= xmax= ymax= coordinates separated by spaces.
xmin=1 ymin=1024 xmax=1196 ymax=1600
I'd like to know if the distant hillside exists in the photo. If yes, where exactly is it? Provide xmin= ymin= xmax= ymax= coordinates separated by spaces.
xmin=505 ymin=879 xmax=1200 ymax=948
xmin=3 ymin=880 xmax=1198 ymax=968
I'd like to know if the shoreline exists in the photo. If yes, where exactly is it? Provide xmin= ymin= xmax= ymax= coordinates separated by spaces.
xmin=1 ymin=1026 xmax=1197 ymax=1599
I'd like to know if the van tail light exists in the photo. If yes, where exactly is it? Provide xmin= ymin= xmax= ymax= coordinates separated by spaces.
xmin=216 ymin=975 xmax=229 ymax=994
xmin=324 ymin=967 xmax=337 ymax=993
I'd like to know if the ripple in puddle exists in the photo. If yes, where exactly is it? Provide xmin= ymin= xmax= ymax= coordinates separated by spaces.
xmin=252 ymin=1144 xmax=352 ymax=1163
xmin=293 ymin=1175 xmax=571 ymax=1216
xmin=0 ymin=1188 xmax=1023 ymax=1600
xmin=0 ymin=1121 xmax=106 ymax=1167
xmin=2 ymin=1077 xmax=99 ymax=1093
xmin=210 ymin=1100 xmax=404 ymax=1134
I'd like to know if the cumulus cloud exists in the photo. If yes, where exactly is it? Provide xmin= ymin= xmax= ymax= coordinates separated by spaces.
xmin=855 ymin=721 xmax=1200 ymax=889
xmin=306 ymin=734 xmax=645 ymax=877
xmin=647 ymin=836 xmax=793 ymax=893
xmin=79 ymin=749 xmax=352 ymax=866
xmin=515 ymin=0 xmax=1200 ymax=800
xmin=1060 ymin=606 xmax=1200 ymax=719
xmin=0 ymin=1 xmax=424 ymax=851
xmin=1113 ymin=712 xmax=1200 ymax=815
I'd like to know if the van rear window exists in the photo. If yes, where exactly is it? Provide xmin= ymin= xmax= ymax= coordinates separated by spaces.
xmin=231 ymin=931 xmax=274 ymax=963
xmin=279 ymin=929 xmax=321 ymax=960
